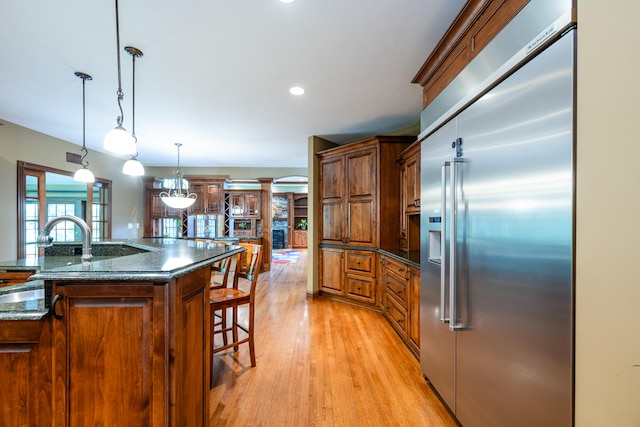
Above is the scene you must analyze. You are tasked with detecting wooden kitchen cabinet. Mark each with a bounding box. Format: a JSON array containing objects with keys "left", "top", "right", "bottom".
[
  {"left": 319, "top": 247, "right": 344, "bottom": 296},
  {"left": 187, "top": 179, "right": 223, "bottom": 215},
  {"left": 379, "top": 254, "right": 419, "bottom": 358},
  {"left": 345, "top": 250, "right": 376, "bottom": 304},
  {"left": 408, "top": 267, "right": 420, "bottom": 356},
  {"left": 318, "top": 136, "right": 413, "bottom": 249},
  {"left": 398, "top": 141, "right": 421, "bottom": 252},
  {"left": 412, "top": 0, "right": 529, "bottom": 109},
  {"left": 229, "top": 191, "right": 261, "bottom": 218},
  {"left": 319, "top": 247, "right": 377, "bottom": 306},
  {"left": 400, "top": 142, "right": 421, "bottom": 215},
  {"left": 292, "top": 230, "right": 308, "bottom": 248},
  {"left": 0, "top": 319, "right": 52, "bottom": 427},
  {"left": 318, "top": 136, "right": 412, "bottom": 306},
  {"left": 0, "top": 270, "right": 36, "bottom": 287},
  {"left": 48, "top": 265, "right": 211, "bottom": 426}
]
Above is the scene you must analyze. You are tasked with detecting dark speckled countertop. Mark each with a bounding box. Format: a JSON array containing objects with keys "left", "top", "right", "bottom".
[{"left": 0, "top": 238, "right": 244, "bottom": 321}]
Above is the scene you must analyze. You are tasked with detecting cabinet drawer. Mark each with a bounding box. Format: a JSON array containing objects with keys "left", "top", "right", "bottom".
[
  {"left": 345, "top": 250, "right": 375, "bottom": 277},
  {"left": 381, "top": 257, "right": 408, "bottom": 278},
  {"left": 0, "top": 270, "right": 36, "bottom": 286},
  {"left": 385, "top": 272, "right": 408, "bottom": 307},
  {"left": 346, "top": 275, "right": 375, "bottom": 304},
  {"left": 384, "top": 293, "right": 407, "bottom": 336}
]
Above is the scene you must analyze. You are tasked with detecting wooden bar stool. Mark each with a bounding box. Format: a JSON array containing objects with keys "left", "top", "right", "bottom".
[{"left": 210, "top": 243, "right": 263, "bottom": 369}]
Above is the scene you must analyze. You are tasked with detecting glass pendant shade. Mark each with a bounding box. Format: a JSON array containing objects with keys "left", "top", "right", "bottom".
[
  {"left": 104, "top": 125, "right": 136, "bottom": 154},
  {"left": 160, "top": 193, "right": 197, "bottom": 209},
  {"left": 74, "top": 167, "right": 95, "bottom": 183},
  {"left": 123, "top": 157, "right": 145, "bottom": 176}
]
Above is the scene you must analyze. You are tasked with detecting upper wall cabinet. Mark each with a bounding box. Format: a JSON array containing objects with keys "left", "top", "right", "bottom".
[
  {"left": 228, "top": 191, "right": 261, "bottom": 218},
  {"left": 318, "top": 136, "right": 414, "bottom": 249},
  {"left": 186, "top": 178, "right": 224, "bottom": 215},
  {"left": 412, "top": 0, "right": 530, "bottom": 109}
]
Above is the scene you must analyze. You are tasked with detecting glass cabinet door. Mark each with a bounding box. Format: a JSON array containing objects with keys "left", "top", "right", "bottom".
[{"left": 244, "top": 194, "right": 260, "bottom": 217}]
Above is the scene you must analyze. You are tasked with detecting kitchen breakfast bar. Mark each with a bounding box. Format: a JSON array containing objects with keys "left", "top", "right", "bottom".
[{"left": 0, "top": 238, "right": 244, "bottom": 427}]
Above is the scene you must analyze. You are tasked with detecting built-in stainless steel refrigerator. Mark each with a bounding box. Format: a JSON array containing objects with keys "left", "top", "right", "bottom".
[{"left": 419, "top": 23, "right": 575, "bottom": 427}]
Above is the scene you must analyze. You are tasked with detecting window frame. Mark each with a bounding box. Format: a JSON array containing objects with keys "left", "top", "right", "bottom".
[{"left": 17, "top": 161, "right": 112, "bottom": 259}]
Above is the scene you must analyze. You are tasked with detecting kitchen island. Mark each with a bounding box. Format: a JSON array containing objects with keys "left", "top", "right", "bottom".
[{"left": 0, "top": 238, "right": 244, "bottom": 427}]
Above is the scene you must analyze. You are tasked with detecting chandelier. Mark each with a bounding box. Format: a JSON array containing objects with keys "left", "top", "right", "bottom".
[{"left": 160, "top": 143, "right": 197, "bottom": 209}]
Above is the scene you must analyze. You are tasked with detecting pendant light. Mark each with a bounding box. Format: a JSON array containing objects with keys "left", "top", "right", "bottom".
[
  {"left": 73, "top": 72, "right": 95, "bottom": 183},
  {"left": 160, "top": 143, "right": 197, "bottom": 209},
  {"left": 103, "top": 0, "right": 136, "bottom": 155},
  {"left": 122, "top": 46, "right": 145, "bottom": 176}
]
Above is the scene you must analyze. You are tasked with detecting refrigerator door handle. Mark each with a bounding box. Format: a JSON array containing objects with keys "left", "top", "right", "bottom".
[
  {"left": 440, "top": 161, "right": 450, "bottom": 323},
  {"left": 449, "top": 157, "right": 464, "bottom": 331}
]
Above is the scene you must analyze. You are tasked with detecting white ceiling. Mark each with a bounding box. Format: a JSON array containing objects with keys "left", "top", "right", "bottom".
[{"left": 0, "top": 0, "right": 465, "bottom": 168}]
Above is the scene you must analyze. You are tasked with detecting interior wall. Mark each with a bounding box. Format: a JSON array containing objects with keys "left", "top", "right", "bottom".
[
  {"left": 575, "top": 0, "right": 640, "bottom": 424},
  {"left": 0, "top": 120, "right": 310, "bottom": 262},
  {"left": 0, "top": 120, "right": 145, "bottom": 261}
]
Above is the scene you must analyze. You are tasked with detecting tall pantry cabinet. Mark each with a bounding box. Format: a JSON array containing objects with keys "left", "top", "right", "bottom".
[{"left": 317, "top": 136, "right": 413, "bottom": 305}]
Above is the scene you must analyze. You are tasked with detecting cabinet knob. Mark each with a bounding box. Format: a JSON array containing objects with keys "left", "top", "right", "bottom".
[
  {"left": 397, "top": 319, "right": 404, "bottom": 323},
  {"left": 397, "top": 290, "right": 403, "bottom": 294},
  {"left": 0, "top": 279, "right": 8, "bottom": 284}
]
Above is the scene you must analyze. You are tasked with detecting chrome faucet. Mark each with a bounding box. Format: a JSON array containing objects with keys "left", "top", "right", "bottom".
[{"left": 38, "top": 215, "right": 93, "bottom": 265}]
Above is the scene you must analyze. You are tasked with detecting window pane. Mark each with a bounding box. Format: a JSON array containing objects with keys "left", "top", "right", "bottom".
[{"left": 26, "top": 175, "right": 38, "bottom": 198}]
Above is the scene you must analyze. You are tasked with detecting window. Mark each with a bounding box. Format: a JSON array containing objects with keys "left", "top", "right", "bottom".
[
  {"left": 189, "top": 214, "right": 217, "bottom": 238},
  {"left": 159, "top": 218, "right": 181, "bottom": 238},
  {"left": 17, "top": 162, "right": 112, "bottom": 258}
]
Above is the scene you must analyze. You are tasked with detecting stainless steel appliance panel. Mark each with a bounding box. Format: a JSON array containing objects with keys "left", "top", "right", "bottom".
[
  {"left": 420, "top": 30, "right": 574, "bottom": 427},
  {"left": 420, "top": 119, "right": 458, "bottom": 409},
  {"left": 454, "top": 31, "right": 574, "bottom": 427}
]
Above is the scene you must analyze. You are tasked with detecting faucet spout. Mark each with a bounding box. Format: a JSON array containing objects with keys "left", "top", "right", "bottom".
[{"left": 38, "top": 215, "right": 93, "bottom": 265}]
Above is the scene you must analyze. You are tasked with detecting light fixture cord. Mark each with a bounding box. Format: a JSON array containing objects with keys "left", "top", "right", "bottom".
[
  {"left": 131, "top": 50, "right": 139, "bottom": 157},
  {"left": 115, "top": 0, "right": 125, "bottom": 126},
  {"left": 175, "top": 143, "right": 184, "bottom": 194},
  {"left": 81, "top": 77, "right": 89, "bottom": 168}
]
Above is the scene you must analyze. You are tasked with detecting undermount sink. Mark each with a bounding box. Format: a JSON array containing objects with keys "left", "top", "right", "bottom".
[
  {"left": 0, "top": 288, "right": 44, "bottom": 304},
  {"left": 44, "top": 242, "right": 151, "bottom": 258}
]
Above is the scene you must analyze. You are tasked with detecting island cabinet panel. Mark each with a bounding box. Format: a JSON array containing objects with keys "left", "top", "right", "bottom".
[
  {"left": 171, "top": 266, "right": 211, "bottom": 427},
  {"left": 49, "top": 265, "right": 211, "bottom": 426},
  {"left": 51, "top": 282, "right": 163, "bottom": 427},
  {"left": 0, "top": 319, "right": 52, "bottom": 427}
]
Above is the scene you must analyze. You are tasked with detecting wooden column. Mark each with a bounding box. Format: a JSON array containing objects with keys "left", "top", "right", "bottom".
[{"left": 258, "top": 178, "right": 273, "bottom": 272}]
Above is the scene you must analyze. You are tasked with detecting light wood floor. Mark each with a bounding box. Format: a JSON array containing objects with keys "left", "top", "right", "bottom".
[{"left": 210, "top": 250, "right": 457, "bottom": 426}]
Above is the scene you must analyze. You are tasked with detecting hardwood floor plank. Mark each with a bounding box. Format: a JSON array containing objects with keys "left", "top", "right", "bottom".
[{"left": 210, "top": 250, "right": 457, "bottom": 426}]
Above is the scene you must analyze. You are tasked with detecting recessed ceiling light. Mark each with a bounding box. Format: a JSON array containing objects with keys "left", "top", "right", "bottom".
[
  {"left": 290, "top": 86, "right": 305, "bottom": 96},
  {"left": 280, "top": 0, "right": 296, "bottom": 3}
]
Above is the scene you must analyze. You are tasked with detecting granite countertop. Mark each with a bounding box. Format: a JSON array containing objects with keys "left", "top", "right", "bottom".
[
  {"left": 0, "top": 238, "right": 244, "bottom": 321},
  {"left": 19, "top": 238, "right": 244, "bottom": 282},
  {"left": 0, "top": 280, "right": 47, "bottom": 320}
]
